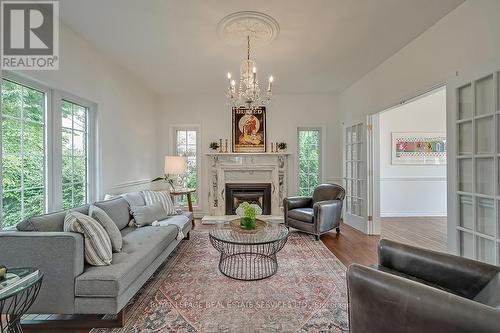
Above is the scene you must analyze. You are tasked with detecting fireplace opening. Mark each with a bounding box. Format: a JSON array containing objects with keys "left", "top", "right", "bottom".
[{"left": 225, "top": 183, "right": 272, "bottom": 215}]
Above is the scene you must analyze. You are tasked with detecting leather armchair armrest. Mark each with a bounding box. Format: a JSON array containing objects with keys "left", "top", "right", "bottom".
[
  {"left": 283, "top": 196, "right": 313, "bottom": 211},
  {"left": 347, "top": 264, "right": 500, "bottom": 333},
  {"left": 378, "top": 239, "right": 499, "bottom": 298},
  {"left": 313, "top": 200, "right": 342, "bottom": 233}
]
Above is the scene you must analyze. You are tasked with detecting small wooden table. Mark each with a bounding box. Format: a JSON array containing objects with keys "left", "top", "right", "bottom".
[{"left": 170, "top": 188, "right": 196, "bottom": 228}]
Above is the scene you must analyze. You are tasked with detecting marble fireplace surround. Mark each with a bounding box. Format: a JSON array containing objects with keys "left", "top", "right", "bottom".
[{"left": 206, "top": 153, "right": 290, "bottom": 216}]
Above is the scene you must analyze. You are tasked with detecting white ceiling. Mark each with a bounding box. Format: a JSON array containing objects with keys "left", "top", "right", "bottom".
[{"left": 59, "top": 0, "right": 464, "bottom": 95}]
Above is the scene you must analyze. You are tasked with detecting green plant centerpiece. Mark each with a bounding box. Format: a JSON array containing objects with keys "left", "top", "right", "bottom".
[{"left": 236, "top": 202, "right": 262, "bottom": 230}]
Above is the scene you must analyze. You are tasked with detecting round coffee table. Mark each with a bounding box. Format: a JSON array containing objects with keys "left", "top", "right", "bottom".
[
  {"left": 0, "top": 267, "right": 43, "bottom": 333},
  {"left": 209, "top": 220, "right": 289, "bottom": 281}
]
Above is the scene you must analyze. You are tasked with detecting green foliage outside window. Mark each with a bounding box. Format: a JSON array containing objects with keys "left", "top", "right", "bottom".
[
  {"left": 2, "top": 79, "right": 45, "bottom": 228},
  {"left": 61, "top": 100, "right": 88, "bottom": 209},
  {"left": 298, "top": 130, "right": 320, "bottom": 196},
  {"left": 176, "top": 130, "right": 198, "bottom": 205}
]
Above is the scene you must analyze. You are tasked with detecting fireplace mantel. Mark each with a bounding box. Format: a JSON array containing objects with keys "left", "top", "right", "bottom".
[{"left": 206, "top": 152, "right": 289, "bottom": 215}]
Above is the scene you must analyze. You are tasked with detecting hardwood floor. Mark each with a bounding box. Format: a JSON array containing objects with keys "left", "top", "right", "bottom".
[
  {"left": 381, "top": 217, "right": 447, "bottom": 253},
  {"left": 320, "top": 223, "right": 379, "bottom": 266}
]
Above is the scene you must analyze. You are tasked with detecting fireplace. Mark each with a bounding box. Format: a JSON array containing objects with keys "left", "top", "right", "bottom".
[{"left": 225, "top": 183, "right": 272, "bottom": 215}]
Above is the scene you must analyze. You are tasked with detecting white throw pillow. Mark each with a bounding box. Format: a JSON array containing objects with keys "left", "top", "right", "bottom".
[
  {"left": 141, "top": 190, "right": 175, "bottom": 216},
  {"left": 64, "top": 211, "right": 112, "bottom": 266}
]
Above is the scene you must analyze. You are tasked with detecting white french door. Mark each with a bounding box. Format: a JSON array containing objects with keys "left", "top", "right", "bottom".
[
  {"left": 343, "top": 120, "right": 369, "bottom": 232},
  {"left": 449, "top": 66, "right": 500, "bottom": 264}
]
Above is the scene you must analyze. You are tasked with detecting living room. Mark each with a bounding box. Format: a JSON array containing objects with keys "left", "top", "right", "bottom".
[{"left": 0, "top": 0, "right": 499, "bottom": 332}]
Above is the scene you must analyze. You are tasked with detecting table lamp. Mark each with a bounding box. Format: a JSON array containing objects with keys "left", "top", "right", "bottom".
[{"left": 163, "top": 156, "right": 187, "bottom": 190}]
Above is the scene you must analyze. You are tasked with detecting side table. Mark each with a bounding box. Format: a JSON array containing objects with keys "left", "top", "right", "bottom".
[
  {"left": 170, "top": 188, "right": 196, "bottom": 228},
  {"left": 0, "top": 268, "right": 43, "bottom": 333}
]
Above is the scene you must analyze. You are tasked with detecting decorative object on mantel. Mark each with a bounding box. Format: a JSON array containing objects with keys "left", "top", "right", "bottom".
[
  {"left": 219, "top": 139, "right": 223, "bottom": 153},
  {"left": 224, "top": 139, "right": 228, "bottom": 153},
  {"left": 270, "top": 142, "right": 274, "bottom": 153},
  {"left": 209, "top": 141, "right": 220, "bottom": 151},
  {"left": 277, "top": 142, "right": 287, "bottom": 152},
  {"left": 232, "top": 106, "right": 266, "bottom": 152},
  {"left": 152, "top": 156, "right": 187, "bottom": 190}
]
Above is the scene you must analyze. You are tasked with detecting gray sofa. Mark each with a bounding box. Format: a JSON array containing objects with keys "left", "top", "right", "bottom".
[{"left": 0, "top": 193, "right": 192, "bottom": 315}]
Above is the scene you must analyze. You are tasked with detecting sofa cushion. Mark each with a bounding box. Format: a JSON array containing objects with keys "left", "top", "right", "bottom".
[
  {"left": 142, "top": 190, "right": 175, "bottom": 215},
  {"left": 473, "top": 273, "right": 500, "bottom": 309},
  {"left": 288, "top": 208, "right": 314, "bottom": 223},
  {"left": 75, "top": 225, "right": 178, "bottom": 297},
  {"left": 121, "top": 192, "right": 145, "bottom": 207},
  {"left": 130, "top": 203, "right": 169, "bottom": 227},
  {"left": 17, "top": 205, "right": 90, "bottom": 232},
  {"left": 89, "top": 205, "right": 123, "bottom": 252},
  {"left": 64, "top": 211, "right": 112, "bottom": 266},
  {"left": 93, "top": 197, "right": 131, "bottom": 230}
]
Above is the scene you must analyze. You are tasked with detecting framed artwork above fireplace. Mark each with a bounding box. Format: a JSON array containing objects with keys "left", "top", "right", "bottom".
[{"left": 232, "top": 106, "right": 266, "bottom": 153}]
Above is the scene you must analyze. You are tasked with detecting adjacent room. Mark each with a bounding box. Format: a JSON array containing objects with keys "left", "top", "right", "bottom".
[
  {"left": 378, "top": 87, "right": 448, "bottom": 252},
  {"left": 0, "top": 1, "right": 499, "bottom": 332}
]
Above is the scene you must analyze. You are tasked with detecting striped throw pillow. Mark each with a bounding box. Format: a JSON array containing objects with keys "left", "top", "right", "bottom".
[
  {"left": 141, "top": 190, "right": 175, "bottom": 216},
  {"left": 64, "top": 211, "right": 112, "bottom": 266}
]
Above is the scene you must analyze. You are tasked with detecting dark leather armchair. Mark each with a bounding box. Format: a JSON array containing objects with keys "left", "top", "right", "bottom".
[
  {"left": 283, "top": 184, "right": 345, "bottom": 240},
  {"left": 347, "top": 239, "right": 500, "bottom": 333}
]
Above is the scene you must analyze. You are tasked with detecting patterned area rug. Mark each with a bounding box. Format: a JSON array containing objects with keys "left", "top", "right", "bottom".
[{"left": 92, "top": 230, "right": 348, "bottom": 333}]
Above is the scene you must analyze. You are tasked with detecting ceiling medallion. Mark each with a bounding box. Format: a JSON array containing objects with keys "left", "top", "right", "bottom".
[
  {"left": 217, "top": 11, "right": 280, "bottom": 48},
  {"left": 219, "top": 11, "right": 279, "bottom": 110}
]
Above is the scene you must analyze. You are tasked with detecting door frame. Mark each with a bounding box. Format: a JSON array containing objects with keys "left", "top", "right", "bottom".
[{"left": 366, "top": 84, "right": 447, "bottom": 236}]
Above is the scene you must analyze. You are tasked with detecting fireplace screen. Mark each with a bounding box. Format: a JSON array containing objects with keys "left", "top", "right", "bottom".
[{"left": 225, "top": 183, "right": 271, "bottom": 215}]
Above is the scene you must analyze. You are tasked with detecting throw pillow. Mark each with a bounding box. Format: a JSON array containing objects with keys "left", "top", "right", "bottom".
[
  {"left": 130, "top": 202, "right": 169, "bottom": 227},
  {"left": 89, "top": 205, "right": 123, "bottom": 252},
  {"left": 64, "top": 211, "right": 112, "bottom": 266},
  {"left": 141, "top": 190, "right": 175, "bottom": 215}
]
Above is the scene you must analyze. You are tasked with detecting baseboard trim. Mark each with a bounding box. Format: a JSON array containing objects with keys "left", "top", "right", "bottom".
[{"left": 381, "top": 211, "right": 447, "bottom": 217}]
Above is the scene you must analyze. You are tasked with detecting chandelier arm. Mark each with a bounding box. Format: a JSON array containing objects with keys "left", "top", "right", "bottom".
[{"left": 247, "top": 35, "right": 250, "bottom": 61}]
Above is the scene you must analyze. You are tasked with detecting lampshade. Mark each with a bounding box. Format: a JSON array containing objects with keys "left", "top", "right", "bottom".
[{"left": 164, "top": 156, "right": 187, "bottom": 175}]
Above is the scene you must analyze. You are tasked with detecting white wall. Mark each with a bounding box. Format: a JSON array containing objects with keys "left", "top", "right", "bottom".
[
  {"left": 338, "top": 0, "right": 500, "bottom": 232},
  {"left": 379, "top": 88, "right": 447, "bottom": 217},
  {"left": 156, "top": 93, "right": 342, "bottom": 215},
  {"left": 12, "top": 24, "right": 160, "bottom": 197}
]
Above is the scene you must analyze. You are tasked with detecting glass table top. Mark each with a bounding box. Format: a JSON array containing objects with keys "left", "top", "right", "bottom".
[
  {"left": 209, "top": 220, "right": 289, "bottom": 245},
  {"left": 0, "top": 267, "right": 42, "bottom": 301}
]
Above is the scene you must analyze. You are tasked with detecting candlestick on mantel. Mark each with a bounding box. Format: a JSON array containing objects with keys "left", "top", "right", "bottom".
[
  {"left": 219, "top": 139, "right": 223, "bottom": 153},
  {"left": 225, "top": 139, "right": 228, "bottom": 153}
]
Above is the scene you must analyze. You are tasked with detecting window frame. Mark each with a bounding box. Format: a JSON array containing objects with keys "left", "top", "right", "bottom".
[
  {"left": 170, "top": 124, "right": 201, "bottom": 209},
  {"left": 1, "top": 73, "right": 51, "bottom": 228},
  {"left": 52, "top": 90, "right": 97, "bottom": 211},
  {"left": 1, "top": 71, "right": 98, "bottom": 228},
  {"left": 297, "top": 127, "right": 323, "bottom": 196}
]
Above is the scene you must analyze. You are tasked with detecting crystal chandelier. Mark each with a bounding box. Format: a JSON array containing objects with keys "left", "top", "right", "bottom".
[{"left": 226, "top": 36, "right": 274, "bottom": 109}]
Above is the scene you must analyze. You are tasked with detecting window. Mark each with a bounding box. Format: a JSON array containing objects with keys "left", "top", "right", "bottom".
[
  {"left": 61, "top": 100, "right": 89, "bottom": 209},
  {"left": 297, "top": 128, "right": 321, "bottom": 196},
  {"left": 174, "top": 128, "right": 198, "bottom": 206},
  {"left": 1, "top": 79, "right": 46, "bottom": 228},
  {"left": 1, "top": 74, "right": 96, "bottom": 229}
]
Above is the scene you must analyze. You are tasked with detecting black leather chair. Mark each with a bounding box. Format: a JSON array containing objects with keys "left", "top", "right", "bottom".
[
  {"left": 347, "top": 239, "right": 500, "bottom": 333},
  {"left": 283, "top": 184, "right": 345, "bottom": 240}
]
